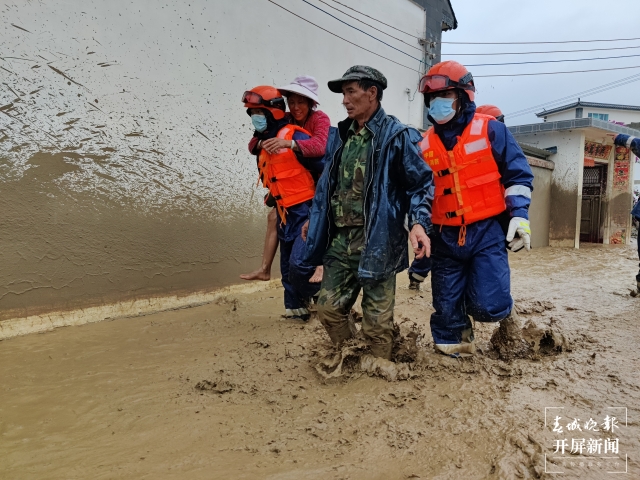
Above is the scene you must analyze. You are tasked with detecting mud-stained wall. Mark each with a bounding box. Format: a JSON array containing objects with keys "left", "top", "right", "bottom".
[
  {"left": 528, "top": 163, "right": 552, "bottom": 248},
  {"left": 515, "top": 132, "right": 585, "bottom": 248},
  {"left": 0, "top": 0, "right": 426, "bottom": 321}
]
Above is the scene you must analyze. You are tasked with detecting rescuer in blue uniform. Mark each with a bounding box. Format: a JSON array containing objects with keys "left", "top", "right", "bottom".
[{"left": 418, "top": 61, "right": 534, "bottom": 358}]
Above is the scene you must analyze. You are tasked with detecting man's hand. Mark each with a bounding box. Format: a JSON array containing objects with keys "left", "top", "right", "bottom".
[
  {"left": 409, "top": 224, "right": 431, "bottom": 259},
  {"left": 262, "top": 138, "right": 291, "bottom": 154},
  {"left": 301, "top": 220, "right": 309, "bottom": 242},
  {"left": 506, "top": 217, "right": 531, "bottom": 252}
]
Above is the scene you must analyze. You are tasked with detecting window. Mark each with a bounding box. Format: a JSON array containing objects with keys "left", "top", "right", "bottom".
[
  {"left": 576, "top": 107, "right": 583, "bottom": 118},
  {"left": 588, "top": 113, "right": 609, "bottom": 121}
]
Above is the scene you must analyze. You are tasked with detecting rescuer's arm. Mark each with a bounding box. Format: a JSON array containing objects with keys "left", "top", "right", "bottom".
[
  {"left": 488, "top": 120, "right": 534, "bottom": 220},
  {"left": 488, "top": 120, "right": 535, "bottom": 251},
  {"left": 614, "top": 134, "right": 640, "bottom": 159}
]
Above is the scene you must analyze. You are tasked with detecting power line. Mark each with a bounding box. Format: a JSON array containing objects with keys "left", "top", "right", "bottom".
[
  {"left": 267, "top": 1, "right": 640, "bottom": 81},
  {"left": 444, "top": 37, "right": 640, "bottom": 45},
  {"left": 265, "top": 0, "right": 420, "bottom": 73},
  {"left": 301, "top": 0, "right": 424, "bottom": 64},
  {"left": 506, "top": 72, "right": 640, "bottom": 118},
  {"left": 475, "top": 65, "right": 640, "bottom": 78},
  {"left": 328, "top": 0, "right": 420, "bottom": 39},
  {"left": 467, "top": 53, "right": 640, "bottom": 68},
  {"left": 316, "top": 0, "right": 422, "bottom": 51},
  {"left": 443, "top": 45, "right": 640, "bottom": 56},
  {"left": 327, "top": 0, "right": 640, "bottom": 48}
]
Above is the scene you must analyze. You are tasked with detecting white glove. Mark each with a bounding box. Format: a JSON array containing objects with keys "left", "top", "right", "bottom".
[{"left": 506, "top": 217, "right": 531, "bottom": 252}]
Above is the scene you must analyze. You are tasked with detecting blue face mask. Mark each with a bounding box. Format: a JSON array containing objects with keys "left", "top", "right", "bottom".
[
  {"left": 251, "top": 114, "right": 267, "bottom": 132},
  {"left": 429, "top": 97, "right": 456, "bottom": 124}
]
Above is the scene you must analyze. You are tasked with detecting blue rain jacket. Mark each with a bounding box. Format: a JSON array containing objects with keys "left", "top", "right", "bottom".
[
  {"left": 632, "top": 200, "right": 640, "bottom": 221},
  {"left": 303, "top": 106, "right": 434, "bottom": 284}
]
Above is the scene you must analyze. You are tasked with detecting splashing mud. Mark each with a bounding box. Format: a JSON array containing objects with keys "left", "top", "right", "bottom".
[{"left": 1, "top": 245, "right": 639, "bottom": 479}]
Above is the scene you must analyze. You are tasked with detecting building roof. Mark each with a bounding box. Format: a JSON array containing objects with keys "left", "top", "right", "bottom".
[
  {"left": 509, "top": 117, "right": 640, "bottom": 137},
  {"left": 443, "top": 0, "right": 458, "bottom": 30},
  {"left": 536, "top": 100, "right": 640, "bottom": 118}
]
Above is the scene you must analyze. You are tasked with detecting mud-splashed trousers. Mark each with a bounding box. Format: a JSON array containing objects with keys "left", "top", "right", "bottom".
[
  {"left": 430, "top": 218, "right": 513, "bottom": 348},
  {"left": 317, "top": 227, "right": 396, "bottom": 345}
]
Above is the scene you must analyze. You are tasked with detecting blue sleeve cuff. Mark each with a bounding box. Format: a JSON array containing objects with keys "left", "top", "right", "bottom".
[{"left": 510, "top": 207, "right": 529, "bottom": 219}]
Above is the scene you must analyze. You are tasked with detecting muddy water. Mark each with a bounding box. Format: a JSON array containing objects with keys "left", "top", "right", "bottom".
[{"left": 1, "top": 246, "right": 639, "bottom": 479}]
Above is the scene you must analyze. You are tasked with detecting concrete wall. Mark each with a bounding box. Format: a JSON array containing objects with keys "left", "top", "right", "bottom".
[
  {"left": 528, "top": 161, "right": 553, "bottom": 248},
  {"left": 0, "top": 0, "right": 426, "bottom": 322},
  {"left": 516, "top": 132, "right": 585, "bottom": 248}
]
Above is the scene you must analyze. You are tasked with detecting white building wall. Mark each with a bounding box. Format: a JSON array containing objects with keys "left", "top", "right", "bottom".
[
  {"left": 516, "top": 131, "right": 586, "bottom": 248},
  {"left": 1, "top": 0, "right": 427, "bottom": 217}
]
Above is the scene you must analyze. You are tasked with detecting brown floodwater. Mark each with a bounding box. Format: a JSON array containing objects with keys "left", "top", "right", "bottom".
[{"left": 1, "top": 245, "right": 638, "bottom": 479}]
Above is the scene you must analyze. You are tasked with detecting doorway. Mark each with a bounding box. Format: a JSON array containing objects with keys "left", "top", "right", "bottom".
[{"left": 580, "top": 165, "right": 607, "bottom": 243}]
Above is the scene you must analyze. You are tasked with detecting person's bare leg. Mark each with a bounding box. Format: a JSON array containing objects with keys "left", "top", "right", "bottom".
[
  {"left": 240, "top": 208, "right": 278, "bottom": 281},
  {"left": 309, "top": 265, "right": 324, "bottom": 283}
]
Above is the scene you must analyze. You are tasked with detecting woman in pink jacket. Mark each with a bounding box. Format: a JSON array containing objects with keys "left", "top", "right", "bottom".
[{"left": 241, "top": 76, "right": 331, "bottom": 283}]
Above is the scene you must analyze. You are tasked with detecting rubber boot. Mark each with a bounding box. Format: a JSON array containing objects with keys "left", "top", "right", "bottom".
[
  {"left": 324, "top": 321, "right": 355, "bottom": 346},
  {"left": 408, "top": 278, "right": 421, "bottom": 291},
  {"left": 369, "top": 341, "right": 393, "bottom": 361},
  {"left": 435, "top": 327, "right": 475, "bottom": 356}
]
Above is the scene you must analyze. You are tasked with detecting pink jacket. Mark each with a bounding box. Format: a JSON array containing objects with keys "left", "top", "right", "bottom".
[{"left": 248, "top": 110, "right": 331, "bottom": 158}]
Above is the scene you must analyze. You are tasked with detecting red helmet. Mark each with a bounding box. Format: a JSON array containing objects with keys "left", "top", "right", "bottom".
[
  {"left": 419, "top": 61, "right": 475, "bottom": 102},
  {"left": 242, "top": 85, "right": 286, "bottom": 120},
  {"left": 476, "top": 104, "right": 504, "bottom": 123}
]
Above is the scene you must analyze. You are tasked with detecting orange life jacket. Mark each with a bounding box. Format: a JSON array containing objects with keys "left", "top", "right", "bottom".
[
  {"left": 420, "top": 113, "right": 506, "bottom": 244},
  {"left": 258, "top": 124, "right": 316, "bottom": 224}
]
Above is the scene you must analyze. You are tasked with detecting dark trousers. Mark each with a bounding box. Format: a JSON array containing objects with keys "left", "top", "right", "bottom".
[
  {"left": 430, "top": 220, "right": 513, "bottom": 347},
  {"left": 289, "top": 236, "right": 321, "bottom": 300},
  {"left": 408, "top": 255, "right": 432, "bottom": 282},
  {"left": 276, "top": 201, "right": 314, "bottom": 313}
]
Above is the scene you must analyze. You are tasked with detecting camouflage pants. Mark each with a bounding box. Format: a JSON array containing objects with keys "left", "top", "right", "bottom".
[{"left": 317, "top": 227, "right": 396, "bottom": 345}]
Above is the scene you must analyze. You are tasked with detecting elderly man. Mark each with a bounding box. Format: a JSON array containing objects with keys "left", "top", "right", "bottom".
[{"left": 302, "top": 66, "right": 433, "bottom": 360}]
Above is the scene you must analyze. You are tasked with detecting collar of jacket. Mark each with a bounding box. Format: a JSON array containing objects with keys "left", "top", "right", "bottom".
[{"left": 337, "top": 104, "right": 385, "bottom": 141}]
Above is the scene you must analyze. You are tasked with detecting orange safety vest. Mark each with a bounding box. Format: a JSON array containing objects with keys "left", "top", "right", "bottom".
[
  {"left": 420, "top": 113, "right": 506, "bottom": 244},
  {"left": 258, "top": 124, "right": 316, "bottom": 224}
]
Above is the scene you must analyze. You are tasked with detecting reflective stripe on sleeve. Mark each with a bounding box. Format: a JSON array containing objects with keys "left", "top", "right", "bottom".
[{"left": 504, "top": 185, "right": 532, "bottom": 199}]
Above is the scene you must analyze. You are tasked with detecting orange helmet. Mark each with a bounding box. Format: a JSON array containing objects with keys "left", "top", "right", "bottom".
[
  {"left": 419, "top": 61, "right": 475, "bottom": 102},
  {"left": 242, "top": 85, "right": 286, "bottom": 120},
  {"left": 476, "top": 104, "right": 504, "bottom": 123}
]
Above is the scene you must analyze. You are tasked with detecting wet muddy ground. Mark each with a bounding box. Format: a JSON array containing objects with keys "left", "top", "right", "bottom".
[{"left": 1, "top": 245, "right": 639, "bottom": 479}]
